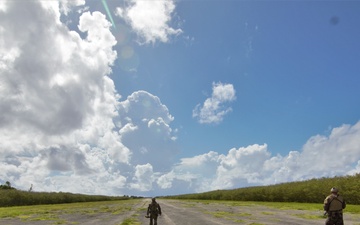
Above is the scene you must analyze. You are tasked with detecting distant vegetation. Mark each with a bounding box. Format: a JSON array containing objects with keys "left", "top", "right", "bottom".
[
  {"left": 2, "top": 174, "right": 359, "bottom": 207},
  {"left": 165, "top": 174, "right": 360, "bottom": 205},
  {"left": 0, "top": 181, "right": 142, "bottom": 207},
  {"left": 0, "top": 181, "right": 15, "bottom": 190}
]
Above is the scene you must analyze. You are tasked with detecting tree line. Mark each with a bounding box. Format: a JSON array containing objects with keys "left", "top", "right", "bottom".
[
  {"left": 164, "top": 174, "right": 360, "bottom": 204},
  {"left": 0, "top": 181, "right": 142, "bottom": 207},
  {"left": 0, "top": 181, "right": 15, "bottom": 190},
  {"left": 2, "top": 173, "right": 359, "bottom": 207}
]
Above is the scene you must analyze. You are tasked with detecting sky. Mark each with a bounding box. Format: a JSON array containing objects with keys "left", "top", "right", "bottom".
[{"left": 0, "top": 0, "right": 360, "bottom": 197}]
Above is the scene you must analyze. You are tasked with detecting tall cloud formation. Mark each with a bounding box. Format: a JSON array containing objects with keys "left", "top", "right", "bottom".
[
  {"left": 0, "top": 0, "right": 178, "bottom": 195},
  {"left": 1, "top": 0, "right": 360, "bottom": 196}
]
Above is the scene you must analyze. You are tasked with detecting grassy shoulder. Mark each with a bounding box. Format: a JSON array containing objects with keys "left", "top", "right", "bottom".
[
  {"left": 168, "top": 199, "right": 360, "bottom": 214},
  {"left": 0, "top": 199, "right": 144, "bottom": 224},
  {"left": 161, "top": 199, "right": 337, "bottom": 224}
]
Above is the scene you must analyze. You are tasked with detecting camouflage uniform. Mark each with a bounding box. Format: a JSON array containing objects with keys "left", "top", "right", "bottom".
[
  {"left": 324, "top": 188, "right": 346, "bottom": 225},
  {"left": 147, "top": 198, "right": 162, "bottom": 225}
]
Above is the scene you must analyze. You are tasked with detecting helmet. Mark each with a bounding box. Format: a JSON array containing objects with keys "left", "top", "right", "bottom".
[
  {"left": 331, "top": 187, "right": 339, "bottom": 193},
  {"left": 152, "top": 198, "right": 156, "bottom": 201}
]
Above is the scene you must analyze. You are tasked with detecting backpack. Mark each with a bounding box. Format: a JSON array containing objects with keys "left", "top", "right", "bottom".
[
  {"left": 149, "top": 203, "right": 159, "bottom": 214},
  {"left": 325, "top": 195, "right": 345, "bottom": 211}
]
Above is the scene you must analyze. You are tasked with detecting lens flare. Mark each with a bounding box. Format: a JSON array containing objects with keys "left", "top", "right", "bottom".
[{"left": 101, "top": 0, "right": 116, "bottom": 29}]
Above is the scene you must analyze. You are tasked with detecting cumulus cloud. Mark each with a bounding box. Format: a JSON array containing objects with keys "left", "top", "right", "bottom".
[
  {"left": 193, "top": 82, "right": 236, "bottom": 124},
  {"left": 157, "top": 151, "right": 220, "bottom": 192},
  {"left": 117, "top": 91, "right": 178, "bottom": 171},
  {"left": 0, "top": 1, "right": 7, "bottom": 12},
  {"left": 115, "top": 0, "right": 182, "bottom": 44},
  {"left": 0, "top": 0, "right": 178, "bottom": 195},
  {"left": 0, "top": 0, "right": 119, "bottom": 192},
  {"left": 45, "top": 146, "right": 92, "bottom": 175},
  {"left": 130, "top": 163, "right": 154, "bottom": 191},
  {"left": 159, "top": 121, "right": 360, "bottom": 193}
]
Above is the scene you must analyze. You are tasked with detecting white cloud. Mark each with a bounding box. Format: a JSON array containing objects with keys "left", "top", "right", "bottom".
[
  {"left": 159, "top": 121, "right": 360, "bottom": 194},
  {"left": 0, "top": 1, "right": 7, "bottom": 12},
  {"left": 115, "top": 0, "right": 182, "bottom": 44},
  {"left": 159, "top": 151, "right": 221, "bottom": 192},
  {"left": 59, "top": 0, "right": 85, "bottom": 15},
  {"left": 130, "top": 163, "right": 154, "bottom": 191},
  {"left": 0, "top": 0, "right": 179, "bottom": 194},
  {"left": 193, "top": 82, "right": 236, "bottom": 124},
  {"left": 0, "top": 0, "right": 180, "bottom": 191},
  {"left": 39, "top": 0, "right": 85, "bottom": 17},
  {"left": 117, "top": 91, "right": 178, "bottom": 171},
  {"left": 0, "top": 0, "right": 143, "bottom": 195}
]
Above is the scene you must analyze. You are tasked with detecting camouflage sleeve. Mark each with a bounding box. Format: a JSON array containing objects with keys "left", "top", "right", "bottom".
[
  {"left": 147, "top": 204, "right": 150, "bottom": 215},
  {"left": 323, "top": 197, "right": 330, "bottom": 211},
  {"left": 343, "top": 200, "right": 346, "bottom": 209},
  {"left": 158, "top": 204, "right": 162, "bottom": 214}
]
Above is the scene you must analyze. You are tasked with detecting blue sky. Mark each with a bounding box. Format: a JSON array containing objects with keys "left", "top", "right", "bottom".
[
  {"left": 0, "top": 0, "right": 360, "bottom": 196},
  {"left": 114, "top": 0, "right": 360, "bottom": 156}
]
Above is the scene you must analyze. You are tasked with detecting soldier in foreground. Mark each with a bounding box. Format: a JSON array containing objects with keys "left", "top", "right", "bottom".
[
  {"left": 324, "top": 187, "right": 346, "bottom": 225},
  {"left": 147, "top": 198, "right": 162, "bottom": 225}
]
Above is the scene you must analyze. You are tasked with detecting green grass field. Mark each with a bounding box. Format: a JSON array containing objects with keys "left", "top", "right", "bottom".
[
  {"left": 180, "top": 199, "right": 360, "bottom": 214},
  {"left": 0, "top": 199, "right": 142, "bottom": 224}
]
